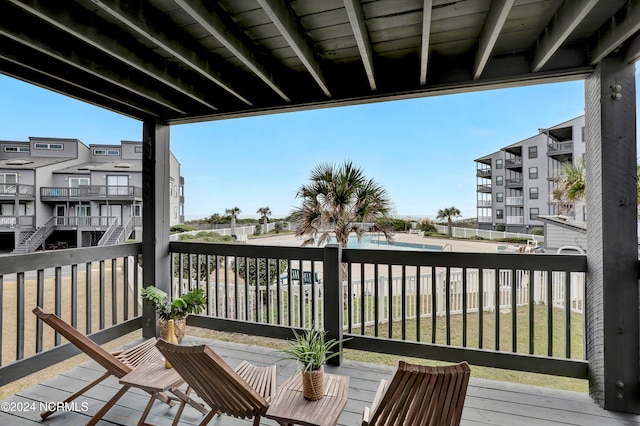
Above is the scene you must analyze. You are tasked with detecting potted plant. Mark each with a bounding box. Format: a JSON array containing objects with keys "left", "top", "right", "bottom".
[
  {"left": 279, "top": 328, "right": 344, "bottom": 400},
  {"left": 140, "top": 285, "right": 206, "bottom": 343}
]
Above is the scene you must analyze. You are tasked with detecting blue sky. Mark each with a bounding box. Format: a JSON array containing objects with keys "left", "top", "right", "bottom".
[{"left": 1, "top": 69, "right": 638, "bottom": 221}]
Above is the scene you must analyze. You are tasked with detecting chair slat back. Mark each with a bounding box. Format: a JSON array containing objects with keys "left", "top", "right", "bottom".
[
  {"left": 156, "top": 340, "right": 269, "bottom": 419},
  {"left": 368, "top": 361, "right": 470, "bottom": 426},
  {"left": 32, "top": 307, "right": 130, "bottom": 377}
]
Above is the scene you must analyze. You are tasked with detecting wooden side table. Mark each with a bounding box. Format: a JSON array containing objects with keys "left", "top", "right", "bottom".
[
  {"left": 266, "top": 372, "right": 349, "bottom": 426},
  {"left": 119, "top": 359, "right": 207, "bottom": 426}
]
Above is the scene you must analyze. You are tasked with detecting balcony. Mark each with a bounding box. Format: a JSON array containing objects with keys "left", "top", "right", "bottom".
[
  {"left": 506, "top": 215, "right": 525, "bottom": 224},
  {"left": 51, "top": 215, "right": 115, "bottom": 229},
  {"left": 477, "top": 215, "right": 493, "bottom": 223},
  {"left": 477, "top": 200, "right": 492, "bottom": 207},
  {"left": 547, "top": 141, "right": 574, "bottom": 162},
  {"left": 40, "top": 185, "right": 143, "bottom": 202},
  {"left": 477, "top": 168, "right": 492, "bottom": 177},
  {"left": 0, "top": 183, "right": 35, "bottom": 200},
  {"left": 0, "top": 215, "right": 34, "bottom": 228},
  {"left": 505, "top": 178, "right": 523, "bottom": 188},
  {"left": 505, "top": 196, "right": 524, "bottom": 206},
  {"left": 505, "top": 158, "right": 523, "bottom": 169},
  {"left": 477, "top": 184, "right": 492, "bottom": 193}
]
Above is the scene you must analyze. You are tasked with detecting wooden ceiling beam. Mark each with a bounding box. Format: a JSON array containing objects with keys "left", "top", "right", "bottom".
[
  {"left": 473, "top": 0, "right": 514, "bottom": 80},
  {"left": 8, "top": 0, "right": 218, "bottom": 111},
  {"left": 590, "top": 0, "right": 640, "bottom": 65},
  {"left": 91, "top": 0, "right": 255, "bottom": 106},
  {"left": 173, "top": 0, "right": 289, "bottom": 103},
  {"left": 624, "top": 32, "right": 640, "bottom": 64},
  {"left": 0, "top": 5, "right": 186, "bottom": 115},
  {"left": 256, "top": 0, "right": 331, "bottom": 97},
  {"left": 343, "top": 0, "right": 376, "bottom": 91},
  {"left": 420, "top": 0, "right": 433, "bottom": 86},
  {"left": 532, "top": 0, "right": 598, "bottom": 72}
]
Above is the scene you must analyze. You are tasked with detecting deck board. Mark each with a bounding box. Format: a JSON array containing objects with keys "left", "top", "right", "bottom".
[{"left": 2, "top": 336, "right": 640, "bottom": 425}]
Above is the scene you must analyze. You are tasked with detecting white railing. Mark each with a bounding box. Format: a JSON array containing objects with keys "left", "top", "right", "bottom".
[
  {"left": 477, "top": 200, "right": 492, "bottom": 207},
  {"left": 506, "top": 216, "right": 524, "bottom": 224},
  {"left": 505, "top": 196, "right": 524, "bottom": 206},
  {"left": 434, "top": 225, "right": 544, "bottom": 243}
]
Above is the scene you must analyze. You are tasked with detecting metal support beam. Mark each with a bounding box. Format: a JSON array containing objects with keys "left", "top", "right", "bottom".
[
  {"left": 585, "top": 56, "right": 639, "bottom": 413},
  {"left": 419, "top": 0, "right": 433, "bottom": 86},
  {"left": 343, "top": 0, "right": 376, "bottom": 91},
  {"left": 590, "top": 0, "right": 640, "bottom": 65},
  {"left": 257, "top": 0, "right": 331, "bottom": 97},
  {"left": 142, "top": 120, "right": 171, "bottom": 339},
  {"left": 532, "top": 0, "right": 597, "bottom": 72},
  {"left": 624, "top": 33, "right": 640, "bottom": 64},
  {"left": 92, "top": 0, "right": 254, "bottom": 106},
  {"left": 474, "top": 0, "right": 514, "bottom": 79}
]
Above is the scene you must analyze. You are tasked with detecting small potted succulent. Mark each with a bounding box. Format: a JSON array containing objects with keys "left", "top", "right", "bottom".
[
  {"left": 140, "top": 285, "right": 206, "bottom": 342},
  {"left": 279, "top": 328, "right": 344, "bottom": 400}
]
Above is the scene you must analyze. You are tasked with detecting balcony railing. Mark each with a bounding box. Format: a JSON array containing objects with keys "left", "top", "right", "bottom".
[
  {"left": 40, "top": 185, "right": 142, "bottom": 200},
  {"left": 53, "top": 215, "right": 115, "bottom": 228},
  {"left": 505, "top": 178, "right": 523, "bottom": 188},
  {"left": 170, "top": 241, "right": 587, "bottom": 378},
  {"left": 548, "top": 141, "right": 573, "bottom": 156},
  {"left": 477, "top": 184, "right": 492, "bottom": 192},
  {"left": 0, "top": 240, "right": 589, "bottom": 391},
  {"left": 0, "top": 244, "right": 142, "bottom": 386},
  {"left": 0, "top": 183, "right": 35, "bottom": 198},
  {"left": 477, "top": 200, "right": 492, "bottom": 207},
  {"left": 476, "top": 169, "right": 492, "bottom": 177},
  {"left": 477, "top": 216, "right": 493, "bottom": 223},
  {"left": 506, "top": 215, "right": 525, "bottom": 224},
  {"left": 505, "top": 196, "right": 524, "bottom": 206},
  {"left": 0, "top": 215, "right": 34, "bottom": 228},
  {"left": 505, "top": 158, "right": 523, "bottom": 168}
]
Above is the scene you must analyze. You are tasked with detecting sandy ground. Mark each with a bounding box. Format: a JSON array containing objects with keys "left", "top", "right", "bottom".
[{"left": 248, "top": 231, "right": 512, "bottom": 253}]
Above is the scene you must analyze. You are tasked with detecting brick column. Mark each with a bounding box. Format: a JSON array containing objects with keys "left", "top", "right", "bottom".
[{"left": 585, "top": 57, "right": 638, "bottom": 412}]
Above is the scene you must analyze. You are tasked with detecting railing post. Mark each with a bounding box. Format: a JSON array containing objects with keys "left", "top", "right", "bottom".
[{"left": 323, "top": 243, "right": 343, "bottom": 366}]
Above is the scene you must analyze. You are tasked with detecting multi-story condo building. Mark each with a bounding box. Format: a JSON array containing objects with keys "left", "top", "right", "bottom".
[
  {"left": 0, "top": 137, "right": 184, "bottom": 253},
  {"left": 475, "top": 116, "right": 585, "bottom": 233}
]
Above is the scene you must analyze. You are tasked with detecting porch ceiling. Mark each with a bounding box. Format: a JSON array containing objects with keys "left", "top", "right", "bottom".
[{"left": 0, "top": 0, "right": 639, "bottom": 124}]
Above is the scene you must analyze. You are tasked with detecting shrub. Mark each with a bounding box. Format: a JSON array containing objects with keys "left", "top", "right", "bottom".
[
  {"left": 254, "top": 224, "right": 262, "bottom": 235},
  {"left": 495, "top": 224, "right": 505, "bottom": 232},
  {"left": 171, "top": 224, "right": 196, "bottom": 234},
  {"left": 418, "top": 219, "right": 436, "bottom": 233},
  {"left": 274, "top": 221, "right": 284, "bottom": 233},
  {"left": 178, "top": 231, "right": 236, "bottom": 243},
  {"left": 529, "top": 227, "right": 544, "bottom": 236}
]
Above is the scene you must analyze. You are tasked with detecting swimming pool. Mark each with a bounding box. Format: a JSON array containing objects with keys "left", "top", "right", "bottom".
[{"left": 345, "top": 236, "right": 443, "bottom": 251}]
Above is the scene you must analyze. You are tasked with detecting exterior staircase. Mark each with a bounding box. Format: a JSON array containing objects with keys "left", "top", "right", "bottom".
[
  {"left": 104, "top": 226, "right": 124, "bottom": 245},
  {"left": 12, "top": 218, "right": 56, "bottom": 254}
]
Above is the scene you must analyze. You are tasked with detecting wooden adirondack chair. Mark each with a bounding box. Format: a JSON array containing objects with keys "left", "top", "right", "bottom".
[
  {"left": 362, "top": 360, "right": 471, "bottom": 426},
  {"left": 32, "top": 307, "right": 168, "bottom": 425},
  {"left": 156, "top": 339, "right": 277, "bottom": 426}
]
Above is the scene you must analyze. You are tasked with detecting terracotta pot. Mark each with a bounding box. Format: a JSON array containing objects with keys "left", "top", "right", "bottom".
[
  {"left": 302, "top": 366, "right": 325, "bottom": 400},
  {"left": 159, "top": 317, "right": 186, "bottom": 343}
]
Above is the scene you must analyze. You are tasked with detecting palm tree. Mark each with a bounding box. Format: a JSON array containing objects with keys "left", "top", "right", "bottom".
[
  {"left": 552, "top": 159, "right": 586, "bottom": 214},
  {"left": 437, "top": 206, "right": 461, "bottom": 238},
  {"left": 290, "top": 161, "right": 394, "bottom": 250},
  {"left": 257, "top": 206, "right": 272, "bottom": 234},
  {"left": 225, "top": 206, "right": 241, "bottom": 235}
]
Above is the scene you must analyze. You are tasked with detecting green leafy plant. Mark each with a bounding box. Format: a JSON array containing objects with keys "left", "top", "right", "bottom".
[
  {"left": 140, "top": 286, "right": 206, "bottom": 321},
  {"left": 279, "top": 328, "right": 344, "bottom": 372}
]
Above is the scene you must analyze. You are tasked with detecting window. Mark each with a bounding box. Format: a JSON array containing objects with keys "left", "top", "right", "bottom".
[
  {"left": 528, "top": 146, "right": 537, "bottom": 159},
  {"left": 34, "top": 143, "right": 63, "bottom": 150},
  {"left": 529, "top": 187, "right": 539, "bottom": 199},
  {"left": 94, "top": 148, "right": 120, "bottom": 156},
  {"left": 3, "top": 146, "right": 29, "bottom": 153},
  {"left": 76, "top": 206, "right": 91, "bottom": 216},
  {"left": 69, "top": 177, "right": 90, "bottom": 196},
  {"left": 496, "top": 176, "right": 503, "bottom": 186},
  {"left": 0, "top": 173, "right": 17, "bottom": 194},
  {"left": 529, "top": 167, "right": 538, "bottom": 179},
  {"left": 174, "top": 206, "right": 178, "bottom": 219},
  {"left": 496, "top": 209, "right": 504, "bottom": 219},
  {"left": 496, "top": 159, "right": 503, "bottom": 169},
  {"left": 135, "top": 146, "right": 143, "bottom": 153},
  {"left": 107, "top": 175, "right": 129, "bottom": 195},
  {"left": 174, "top": 185, "right": 177, "bottom": 198},
  {"left": 530, "top": 208, "right": 539, "bottom": 220},
  {"left": 496, "top": 192, "right": 503, "bottom": 203},
  {"left": 133, "top": 205, "right": 142, "bottom": 217},
  {"left": 581, "top": 126, "right": 585, "bottom": 142}
]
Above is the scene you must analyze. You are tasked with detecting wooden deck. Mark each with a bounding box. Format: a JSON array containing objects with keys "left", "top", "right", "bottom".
[{"left": 2, "top": 337, "right": 640, "bottom": 426}]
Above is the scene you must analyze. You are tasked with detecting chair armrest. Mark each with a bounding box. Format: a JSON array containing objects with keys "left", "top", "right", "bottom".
[
  {"left": 362, "top": 406, "right": 370, "bottom": 425},
  {"left": 362, "top": 378, "right": 387, "bottom": 425}
]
